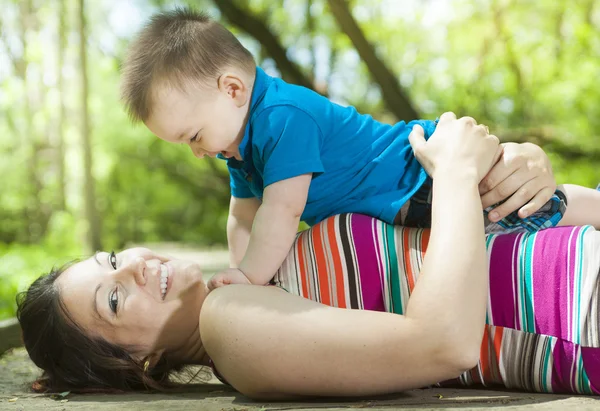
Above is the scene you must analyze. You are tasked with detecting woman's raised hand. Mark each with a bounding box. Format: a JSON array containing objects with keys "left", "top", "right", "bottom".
[{"left": 409, "top": 112, "right": 501, "bottom": 182}]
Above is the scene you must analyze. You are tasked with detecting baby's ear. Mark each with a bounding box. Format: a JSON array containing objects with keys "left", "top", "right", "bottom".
[{"left": 218, "top": 73, "right": 249, "bottom": 107}]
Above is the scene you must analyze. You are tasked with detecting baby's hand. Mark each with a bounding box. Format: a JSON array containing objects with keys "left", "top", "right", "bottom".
[{"left": 208, "top": 268, "right": 251, "bottom": 291}]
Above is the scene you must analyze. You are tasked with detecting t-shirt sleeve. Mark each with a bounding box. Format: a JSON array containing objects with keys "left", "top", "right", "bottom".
[
  {"left": 407, "top": 119, "right": 438, "bottom": 140},
  {"left": 252, "top": 106, "right": 325, "bottom": 187},
  {"left": 228, "top": 166, "right": 255, "bottom": 198}
]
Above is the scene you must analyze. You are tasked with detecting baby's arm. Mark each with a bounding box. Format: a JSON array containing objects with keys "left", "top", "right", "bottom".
[
  {"left": 558, "top": 184, "right": 600, "bottom": 229},
  {"left": 237, "top": 173, "right": 312, "bottom": 285},
  {"left": 227, "top": 196, "right": 261, "bottom": 267},
  {"left": 209, "top": 173, "right": 312, "bottom": 290}
]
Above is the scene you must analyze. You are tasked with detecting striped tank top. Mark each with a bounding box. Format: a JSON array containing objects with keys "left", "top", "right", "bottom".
[{"left": 272, "top": 213, "right": 600, "bottom": 394}]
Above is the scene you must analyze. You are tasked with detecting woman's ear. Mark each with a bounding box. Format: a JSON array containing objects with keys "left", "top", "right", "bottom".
[
  {"left": 139, "top": 349, "right": 165, "bottom": 371},
  {"left": 218, "top": 73, "right": 249, "bottom": 107}
]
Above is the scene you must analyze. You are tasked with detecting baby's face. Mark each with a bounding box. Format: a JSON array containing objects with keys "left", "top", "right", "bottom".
[{"left": 146, "top": 75, "right": 250, "bottom": 160}]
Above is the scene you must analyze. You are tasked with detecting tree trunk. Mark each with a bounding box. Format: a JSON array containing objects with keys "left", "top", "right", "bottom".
[
  {"left": 326, "top": 0, "right": 419, "bottom": 121},
  {"left": 55, "top": 0, "right": 67, "bottom": 211},
  {"left": 18, "top": 0, "right": 44, "bottom": 243},
  {"left": 305, "top": 0, "right": 316, "bottom": 77},
  {"left": 78, "top": 0, "right": 102, "bottom": 251},
  {"left": 212, "top": 0, "right": 324, "bottom": 94},
  {"left": 491, "top": 0, "right": 527, "bottom": 125},
  {"left": 499, "top": 127, "right": 600, "bottom": 162}
]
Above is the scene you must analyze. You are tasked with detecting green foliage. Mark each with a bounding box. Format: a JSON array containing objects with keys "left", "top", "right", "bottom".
[
  {"left": 0, "top": 0, "right": 599, "bottom": 319},
  {"left": 0, "top": 212, "right": 83, "bottom": 319}
]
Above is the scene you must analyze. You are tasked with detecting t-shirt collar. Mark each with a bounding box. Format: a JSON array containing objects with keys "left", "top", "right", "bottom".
[{"left": 218, "top": 67, "right": 272, "bottom": 164}]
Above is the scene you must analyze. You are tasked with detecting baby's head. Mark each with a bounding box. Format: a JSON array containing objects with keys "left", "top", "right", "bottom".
[{"left": 121, "top": 8, "right": 256, "bottom": 159}]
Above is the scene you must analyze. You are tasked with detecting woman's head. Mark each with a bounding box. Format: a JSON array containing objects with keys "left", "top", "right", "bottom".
[{"left": 17, "top": 247, "right": 209, "bottom": 392}]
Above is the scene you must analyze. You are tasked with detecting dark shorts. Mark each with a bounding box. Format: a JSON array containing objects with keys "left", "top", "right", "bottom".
[{"left": 397, "top": 177, "right": 568, "bottom": 234}]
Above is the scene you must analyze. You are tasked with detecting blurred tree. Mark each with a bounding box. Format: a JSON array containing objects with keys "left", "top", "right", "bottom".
[
  {"left": 326, "top": 0, "right": 419, "bottom": 120},
  {"left": 55, "top": 0, "right": 67, "bottom": 211},
  {"left": 18, "top": 0, "right": 50, "bottom": 244},
  {"left": 1, "top": 0, "right": 600, "bottom": 320},
  {"left": 213, "top": 0, "right": 319, "bottom": 92},
  {"left": 78, "top": 0, "right": 102, "bottom": 251}
]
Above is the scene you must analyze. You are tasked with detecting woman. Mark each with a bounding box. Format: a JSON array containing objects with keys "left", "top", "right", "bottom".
[{"left": 17, "top": 115, "right": 599, "bottom": 397}]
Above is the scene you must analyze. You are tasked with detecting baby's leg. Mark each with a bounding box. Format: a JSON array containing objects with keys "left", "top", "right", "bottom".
[
  {"left": 399, "top": 180, "right": 600, "bottom": 231},
  {"left": 484, "top": 189, "right": 566, "bottom": 234},
  {"left": 395, "top": 178, "right": 433, "bottom": 228},
  {"left": 558, "top": 184, "right": 600, "bottom": 229}
]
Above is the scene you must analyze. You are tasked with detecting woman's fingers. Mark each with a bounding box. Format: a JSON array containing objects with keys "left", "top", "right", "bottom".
[
  {"left": 461, "top": 116, "right": 477, "bottom": 127},
  {"left": 486, "top": 177, "right": 548, "bottom": 221},
  {"left": 408, "top": 124, "right": 433, "bottom": 176},
  {"left": 438, "top": 111, "right": 457, "bottom": 123},
  {"left": 412, "top": 113, "right": 499, "bottom": 181},
  {"left": 408, "top": 124, "right": 426, "bottom": 152},
  {"left": 479, "top": 142, "right": 556, "bottom": 219},
  {"left": 517, "top": 186, "right": 555, "bottom": 219},
  {"left": 491, "top": 142, "right": 505, "bottom": 167},
  {"left": 480, "top": 170, "right": 535, "bottom": 210}
]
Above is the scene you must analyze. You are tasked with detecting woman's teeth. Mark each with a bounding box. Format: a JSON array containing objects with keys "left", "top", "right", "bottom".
[{"left": 160, "top": 264, "right": 169, "bottom": 299}]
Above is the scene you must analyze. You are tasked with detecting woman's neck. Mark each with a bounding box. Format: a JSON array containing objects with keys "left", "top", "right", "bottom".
[
  {"left": 171, "top": 323, "right": 208, "bottom": 365},
  {"left": 168, "top": 283, "right": 211, "bottom": 366}
]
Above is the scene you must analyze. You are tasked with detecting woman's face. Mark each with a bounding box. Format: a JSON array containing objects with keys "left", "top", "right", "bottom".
[{"left": 56, "top": 247, "right": 208, "bottom": 360}]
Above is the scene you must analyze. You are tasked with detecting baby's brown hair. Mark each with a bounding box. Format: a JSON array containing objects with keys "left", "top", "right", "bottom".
[{"left": 121, "top": 7, "right": 255, "bottom": 123}]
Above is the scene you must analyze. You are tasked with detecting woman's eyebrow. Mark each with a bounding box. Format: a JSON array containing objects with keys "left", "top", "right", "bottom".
[
  {"left": 93, "top": 283, "right": 102, "bottom": 320},
  {"left": 90, "top": 255, "right": 109, "bottom": 323},
  {"left": 174, "top": 129, "right": 188, "bottom": 142},
  {"left": 93, "top": 251, "right": 102, "bottom": 266}
]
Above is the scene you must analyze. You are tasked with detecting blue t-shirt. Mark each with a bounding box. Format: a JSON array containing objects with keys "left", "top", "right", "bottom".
[{"left": 221, "top": 67, "right": 437, "bottom": 225}]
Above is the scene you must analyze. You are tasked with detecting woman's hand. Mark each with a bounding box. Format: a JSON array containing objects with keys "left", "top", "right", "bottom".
[
  {"left": 409, "top": 112, "right": 501, "bottom": 182},
  {"left": 479, "top": 142, "right": 556, "bottom": 221}
]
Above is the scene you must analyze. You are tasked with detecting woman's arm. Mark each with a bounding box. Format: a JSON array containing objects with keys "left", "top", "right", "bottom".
[
  {"left": 201, "top": 279, "right": 477, "bottom": 399},
  {"left": 405, "top": 168, "right": 487, "bottom": 361},
  {"left": 201, "top": 113, "right": 498, "bottom": 398},
  {"left": 201, "top": 172, "right": 485, "bottom": 399}
]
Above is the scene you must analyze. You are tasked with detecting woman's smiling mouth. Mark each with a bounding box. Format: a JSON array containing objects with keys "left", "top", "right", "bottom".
[{"left": 160, "top": 264, "right": 171, "bottom": 300}]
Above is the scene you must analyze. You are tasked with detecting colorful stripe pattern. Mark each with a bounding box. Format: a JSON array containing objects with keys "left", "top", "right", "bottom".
[{"left": 273, "top": 213, "right": 600, "bottom": 394}]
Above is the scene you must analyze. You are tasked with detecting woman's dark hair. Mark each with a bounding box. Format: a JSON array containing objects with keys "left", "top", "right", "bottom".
[{"left": 16, "top": 262, "right": 184, "bottom": 393}]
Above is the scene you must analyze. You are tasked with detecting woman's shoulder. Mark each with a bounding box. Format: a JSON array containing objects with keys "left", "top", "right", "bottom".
[
  {"left": 199, "top": 284, "right": 303, "bottom": 349},
  {"left": 198, "top": 285, "right": 312, "bottom": 397},
  {"left": 200, "top": 284, "right": 289, "bottom": 321},
  {"left": 199, "top": 284, "right": 300, "bottom": 359}
]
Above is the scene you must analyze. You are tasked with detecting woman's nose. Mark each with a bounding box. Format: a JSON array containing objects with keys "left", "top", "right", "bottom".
[
  {"left": 120, "top": 257, "right": 148, "bottom": 286},
  {"left": 190, "top": 144, "right": 204, "bottom": 159}
]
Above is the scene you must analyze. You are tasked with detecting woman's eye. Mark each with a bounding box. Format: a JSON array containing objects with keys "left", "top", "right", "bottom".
[
  {"left": 109, "top": 288, "right": 119, "bottom": 314},
  {"left": 108, "top": 251, "right": 117, "bottom": 270}
]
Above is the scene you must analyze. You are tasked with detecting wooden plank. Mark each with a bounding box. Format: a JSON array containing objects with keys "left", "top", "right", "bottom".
[{"left": 0, "top": 318, "right": 22, "bottom": 355}]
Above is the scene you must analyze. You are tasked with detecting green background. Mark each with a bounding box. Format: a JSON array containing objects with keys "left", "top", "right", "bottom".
[{"left": 1, "top": 0, "right": 599, "bottom": 320}]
